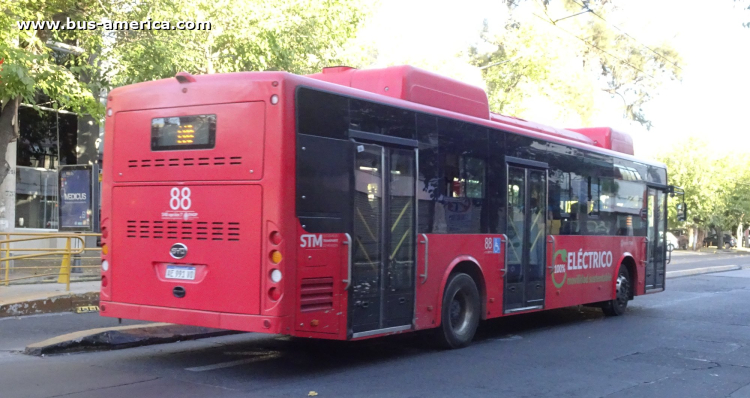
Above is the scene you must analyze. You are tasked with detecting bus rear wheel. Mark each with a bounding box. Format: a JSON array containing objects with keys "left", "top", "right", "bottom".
[
  {"left": 436, "top": 273, "right": 480, "bottom": 349},
  {"left": 602, "top": 265, "right": 630, "bottom": 316}
]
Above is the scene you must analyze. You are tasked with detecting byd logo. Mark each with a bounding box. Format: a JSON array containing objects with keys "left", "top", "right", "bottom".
[{"left": 170, "top": 243, "right": 188, "bottom": 259}]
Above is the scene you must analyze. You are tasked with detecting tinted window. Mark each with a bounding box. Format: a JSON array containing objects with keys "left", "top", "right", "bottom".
[
  {"left": 17, "top": 106, "right": 58, "bottom": 168},
  {"left": 297, "top": 88, "right": 349, "bottom": 139},
  {"left": 350, "top": 99, "right": 416, "bottom": 139},
  {"left": 506, "top": 133, "right": 546, "bottom": 161},
  {"left": 435, "top": 119, "right": 488, "bottom": 233},
  {"left": 296, "top": 134, "right": 352, "bottom": 232},
  {"left": 417, "top": 114, "right": 440, "bottom": 233},
  {"left": 487, "top": 129, "right": 506, "bottom": 233}
]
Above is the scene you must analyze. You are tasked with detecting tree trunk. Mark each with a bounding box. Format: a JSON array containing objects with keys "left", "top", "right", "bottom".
[
  {"left": 0, "top": 96, "right": 20, "bottom": 187},
  {"left": 738, "top": 223, "right": 744, "bottom": 248}
]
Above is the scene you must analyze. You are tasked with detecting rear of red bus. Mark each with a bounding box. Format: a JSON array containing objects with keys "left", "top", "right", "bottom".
[{"left": 99, "top": 72, "right": 297, "bottom": 334}]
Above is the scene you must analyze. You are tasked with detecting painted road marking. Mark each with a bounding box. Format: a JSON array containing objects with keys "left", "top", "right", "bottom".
[{"left": 185, "top": 352, "right": 278, "bottom": 372}]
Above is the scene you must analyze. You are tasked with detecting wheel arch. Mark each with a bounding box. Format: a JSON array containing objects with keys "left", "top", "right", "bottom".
[
  {"left": 435, "top": 256, "right": 487, "bottom": 326},
  {"left": 618, "top": 253, "right": 637, "bottom": 299}
]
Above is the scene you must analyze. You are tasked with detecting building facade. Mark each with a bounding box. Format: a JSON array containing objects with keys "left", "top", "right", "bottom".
[{"left": 0, "top": 103, "right": 101, "bottom": 235}]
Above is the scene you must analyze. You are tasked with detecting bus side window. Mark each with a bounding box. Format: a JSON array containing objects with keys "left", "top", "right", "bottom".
[
  {"left": 437, "top": 119, "right": 488, "bottom": 234},
  {"left": 296, "top": 135, "right": 352, "bottom": 233},
  {"left": 350, "top": 99, "right": 416, "bottom": 140},
  {"left": 296, "top": 88, "right": 349, "bottom": 139},
  {"left": 417, "top": 114, "right": 440, "bottom": 234}
]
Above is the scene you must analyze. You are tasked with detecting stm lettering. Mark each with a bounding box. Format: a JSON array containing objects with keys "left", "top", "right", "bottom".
[{"left": 300, "top": 234, "right": 323, "bottom": 248}]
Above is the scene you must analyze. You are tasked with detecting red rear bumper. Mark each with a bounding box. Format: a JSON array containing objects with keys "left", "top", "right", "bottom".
[{"left": 100, "top": 301, "right": 288, "bottom": 334}]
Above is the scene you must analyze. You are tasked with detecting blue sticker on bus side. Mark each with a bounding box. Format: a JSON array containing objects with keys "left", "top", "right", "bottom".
[{"left": 493, "top": 237, "right": 501, "bottom": 254}]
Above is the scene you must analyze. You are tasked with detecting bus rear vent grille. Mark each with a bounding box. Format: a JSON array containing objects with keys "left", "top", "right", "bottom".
[
  {"left": 300, "top": 277, "right": 334, "bottom": 312},
  {"left": 127, "top": 156, "right": 242, "bottom": 168},
  {"left": 126, "top": 220, "right": 240, "bottom": 241}
]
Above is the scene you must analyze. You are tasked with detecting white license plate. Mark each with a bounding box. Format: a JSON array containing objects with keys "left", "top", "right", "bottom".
[{"left": 165, "top": 265, "right": 196, "bottom": 280}]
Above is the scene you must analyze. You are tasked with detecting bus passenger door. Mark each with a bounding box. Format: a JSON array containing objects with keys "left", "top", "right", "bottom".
[
  {"left": 350, "top": 142, "right": 417, "bottom": 336},
  {"left": 646, "top": 188, "right": 666, "bottom": 291},
  {"left": 505, "top": 164, "right": 548, "bottom": 313}
]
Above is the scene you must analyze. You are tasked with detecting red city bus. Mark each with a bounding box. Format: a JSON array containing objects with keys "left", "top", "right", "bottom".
[{"left": 100, "top": 65, "right": 680, "bottom": 348}]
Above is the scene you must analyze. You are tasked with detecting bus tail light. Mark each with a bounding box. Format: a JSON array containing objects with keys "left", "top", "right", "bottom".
[
  {"left": 101, "top": 244, "right": 109, "bottom": 255},
  {"left": 270, "top": 250, "right": 282, "bottom": 264},
  {"left": 101, "top": 275, "right": 108, "bottom": 287},
  {"left": 102, "top": 260, "right": 110, "bottom": 272}
]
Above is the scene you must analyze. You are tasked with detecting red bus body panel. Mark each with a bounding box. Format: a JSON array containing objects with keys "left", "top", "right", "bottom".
[
  {"left": 113, "top": 102, "right": 265, "bottom": 182},
  {"left": 543, "top": 236, "right": 644, "bottom": 310},
  {"left": 110, "top": 184, "right": 262, "bottom": 314}
]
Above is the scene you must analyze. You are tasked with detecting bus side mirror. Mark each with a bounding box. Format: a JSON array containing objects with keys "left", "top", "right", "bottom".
[{"left": 676, "top": 203, "right": 687, "bottom": 222}]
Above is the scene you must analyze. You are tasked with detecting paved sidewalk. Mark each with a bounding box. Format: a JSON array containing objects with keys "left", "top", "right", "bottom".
[{"left": 0, "top": 281, "right": 100, "bottom": 317}]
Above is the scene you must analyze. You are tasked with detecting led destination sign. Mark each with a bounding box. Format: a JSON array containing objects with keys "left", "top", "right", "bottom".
[{"left": 151, "top": 114, "right": 216, "bottom": 150}]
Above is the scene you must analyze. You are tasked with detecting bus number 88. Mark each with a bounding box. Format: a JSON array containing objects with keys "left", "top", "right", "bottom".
[{"left": 170, "top": 187, "right": 192, "bottom": 210}]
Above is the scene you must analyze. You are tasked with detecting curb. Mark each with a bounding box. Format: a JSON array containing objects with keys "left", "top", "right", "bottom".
[
  {"left": 24, "top": 323, "right": 241, "bottom": 356},
  {"left": 0, "top": 292, "right": 99, "bottom": 318},
  {"left": 666, "top": 265, "right": 742, "bottom": 279}
]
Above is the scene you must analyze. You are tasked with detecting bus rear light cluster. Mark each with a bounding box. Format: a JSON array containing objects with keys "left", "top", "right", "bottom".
[
  {"left": 266, "top": 228, "right": 283, "bottom": 306},
  {"left": 101, "top": 275, "right": 108, "bottom": 287},
  {"left": 101, "top": 260, "right": 110, "bottom": 272},
  {"left": 270, "top": 95, "right": 279, "bottom": 105}
]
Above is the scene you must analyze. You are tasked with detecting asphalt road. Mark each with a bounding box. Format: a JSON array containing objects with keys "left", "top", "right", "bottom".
[
  {"left": 669, "top": 249, "right": 750, "bottom": 272},
  {"left": 3, "top": 252, "right": 750, "bottom": 397}
]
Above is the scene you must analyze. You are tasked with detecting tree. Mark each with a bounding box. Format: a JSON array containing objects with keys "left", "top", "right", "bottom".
[
  {"left": 470, "top": 0, "right": 682, "bottom": 128},
  {"left": 1, "top": 0, "right": 105, "bottom": 187},
  {"left": 659, "top": 137, "right": 750, "bottom": 249},
  {"left": 737, "top": 0, "right": 750, "bottom": 27},
  {"left": 2, "top": 0, "right": 370, "bottom": 191},
  {"left": 102, "top": 0, "right": 369, "bottom": 85}
]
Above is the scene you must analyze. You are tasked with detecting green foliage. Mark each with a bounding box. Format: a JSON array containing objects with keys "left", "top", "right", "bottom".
[
  {"left": 102, "top": 0, "right": 369, "bottom": 86},
  {"left": 0, "top": 0, "right": 105, "bottom": 118},
  {"left": 470, "top": 0, "right": 681, "bottom": 128},
  {"left": 737, "top": 0, "right": 750, "bottom": 27},
  {"left": 658, "top": 137, "right": 750, "bottom": 232}
]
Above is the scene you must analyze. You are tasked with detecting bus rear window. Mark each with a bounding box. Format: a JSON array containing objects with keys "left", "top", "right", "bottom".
[{"left": 151, "top": 114, "right": 216, "bottom": 150}]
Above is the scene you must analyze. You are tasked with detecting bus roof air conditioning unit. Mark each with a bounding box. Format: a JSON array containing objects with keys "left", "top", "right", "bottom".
[{"left": 308, "top": 65, "right": 491, "bottom": 119}]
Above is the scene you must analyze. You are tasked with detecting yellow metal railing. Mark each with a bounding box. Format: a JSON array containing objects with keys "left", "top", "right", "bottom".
[{"left": 0, "top": 233, "right": 102, "bottom": 291}]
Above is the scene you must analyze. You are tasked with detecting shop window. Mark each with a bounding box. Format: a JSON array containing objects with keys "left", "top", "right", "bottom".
[
  {"left": 16, "top": 105, "right": 78, "bottom": 229},
  {"left": 15, "top": 167, "right": 58, "bottom": 229}
]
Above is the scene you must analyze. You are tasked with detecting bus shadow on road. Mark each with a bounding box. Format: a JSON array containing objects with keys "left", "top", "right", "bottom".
[
  {"left": 474, "top": 305, "right": 607, "bottom": 343},
  {"left": 157, "top": 306, "right": 608, "bottom": 378}
]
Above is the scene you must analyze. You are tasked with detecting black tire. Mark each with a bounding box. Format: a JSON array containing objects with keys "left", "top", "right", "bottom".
[
  {"left": 602, "top": 265, "right": 630, "bottom": 316},
  {"left": 436, "top": 273, "right": 480, "bottom": 349},
  {"left": 725, "top": 242, "right": 731, "bottom": 250}
]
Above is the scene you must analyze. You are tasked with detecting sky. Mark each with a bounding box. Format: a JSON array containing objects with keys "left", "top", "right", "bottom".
[{"left": 351, "top": 0, "right": 750, "bottom": 160}]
